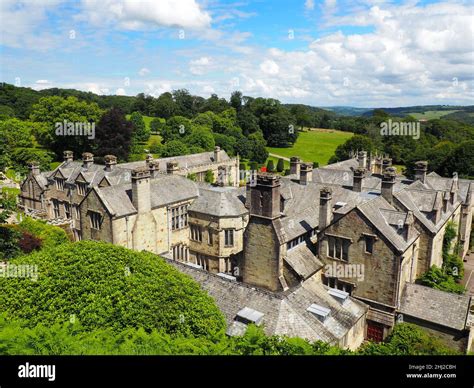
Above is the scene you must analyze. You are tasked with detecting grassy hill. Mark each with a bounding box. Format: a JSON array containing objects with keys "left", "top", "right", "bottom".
[{"left": 266, "top": 128, "right": 353, "bottom": 166}]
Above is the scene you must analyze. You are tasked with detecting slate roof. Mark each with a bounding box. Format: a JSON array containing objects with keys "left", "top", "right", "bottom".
[
  {"left": 285, "top": 244, "right": 324, "bottom": 280},
  {"left": 189, "top": 185, "right": 247, "bottom": 217},
  {"left": 400, "top": 283, "right": 471, "bottom": 331},
  {"left": 356, "top": 196, "right": 419, "bottom": 253},
  {"left": 94, "top": 174, "right": 199, "bottom": 217},
  {"left": 167, "top": 258, "right": 367, "bottom": 344},
  {"left": 120, "top": 150, "right": 231, "bottom": 172}
]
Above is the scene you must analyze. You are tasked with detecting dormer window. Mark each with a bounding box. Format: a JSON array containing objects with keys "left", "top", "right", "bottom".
[
  {"left": 55, "top": 178, "right": 65, "bottom": 191},
  {"left": 77, "top": 182, "right": 87, "bottom": 196}
]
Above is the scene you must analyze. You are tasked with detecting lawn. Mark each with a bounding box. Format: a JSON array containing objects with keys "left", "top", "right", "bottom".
[
  {"left": 407, "top": 110, "right": 459, "bottom": 120},
  {"left": 266, "top": 128, "right": 353, "bottom": 166}
]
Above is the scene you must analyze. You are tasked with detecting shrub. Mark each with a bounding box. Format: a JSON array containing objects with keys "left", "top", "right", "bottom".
[
  {"left": 204, "top": 170, "right": 214, "bottom": 184},
  {"left": 249, "top": 161, "right": 258, "bottom": 171},
  {"left": 266, "top": 160, "right": 275, "bottom": 172},
  {"left": 0, "top": 241, "right": 226, "bottom": 336},
  {"left": 276, "top": 158, "right": 284, "bottom": 172},
  {"left": 18, "top": 217, "right": 68, "bottom": 250},
  {"left": 0, "top": 225, "right": 21, "bottom": 259}
]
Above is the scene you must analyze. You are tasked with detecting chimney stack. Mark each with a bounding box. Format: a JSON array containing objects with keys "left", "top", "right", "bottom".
[
  {"left": 131, "top": 167, "right": 151, "bottom": 213},
  {"left": 319, "top": 187, "right": 333, "bottom": 230},
  {"left": 82, "top": 152, "right": 94, "bottom": 169},
  {"left": 290, "top": 157, "right": 301, "bottom": 175},
  {"left": 63, "top": 150, "right": 74, "bottom": 163},
  {"left": 404, "top": 211, "right": 416, "bottom": 242},
  {"left": 148, "top": 160, "right": 160, "bottom": 178},
  {"left": 352, "top": 167, "right": 367, "bottom": 192},
  {"left": 382, "top": 157, "right": 392, "bottom": 172},
  {"left": 166, "top": 161, "right": 179, "bottom": 175},
  {"left": 28, "top": 161, "right": 40, "bottom": 177},
  {"left": 299, "top": 163, "right": 313, "bottom": 185},
  {"left": 381, "top": 166, "right": 397, "bottom": 204},
  {"left": 250, "top": 173, "right": 281, "bottom": 219},
  {"left": 218, "top": 165, "right": 227, "bottom": 186},
  {"left": 104, "top": 155, "right": 117, "bottom": 172},
  {"left": 214, "top": 146, "right": 222, "bottom": 163},
  {"left": 414, "top": 161, "right": 428, "bottom": 183},
  {"left": 358, "top": 151, "right": 367, "bottom": 169}
]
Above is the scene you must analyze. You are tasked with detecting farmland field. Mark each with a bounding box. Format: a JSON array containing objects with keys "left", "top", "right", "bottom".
[
  {"left": 266, "top": 128, "right": 353, "bottom": 166},
  {"left": 407, "top": 110, "right": 459, "bottom": 120}
]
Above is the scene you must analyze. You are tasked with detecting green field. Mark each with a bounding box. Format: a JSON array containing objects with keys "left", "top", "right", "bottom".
[
  {"left": 407, "top": 110, "right": 459, "bottom": 120},
  {"left": 266, "top": 128, "right": 353, "bottom": 166}
]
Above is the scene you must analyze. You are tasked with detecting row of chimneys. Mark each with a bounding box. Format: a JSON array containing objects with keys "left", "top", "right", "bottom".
[{"left": 246, "top": 173, "right": 416, "bottom": 243}]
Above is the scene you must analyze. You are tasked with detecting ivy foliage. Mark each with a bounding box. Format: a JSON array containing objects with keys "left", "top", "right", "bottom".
[{"left": 0, "top": 241, "right": 226, "bottom": 337}]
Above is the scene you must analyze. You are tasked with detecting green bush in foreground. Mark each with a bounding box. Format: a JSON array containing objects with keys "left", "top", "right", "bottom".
[
  {"left": 0, "top": 241, "right": 225, "bottom": 337},
  {"left": 0, "top": 314, "right": 458, "bottom": 355}
]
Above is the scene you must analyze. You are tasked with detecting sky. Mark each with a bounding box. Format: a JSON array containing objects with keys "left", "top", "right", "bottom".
[{"left": 0, "top": 0, "right": 473, "bottom": 107}]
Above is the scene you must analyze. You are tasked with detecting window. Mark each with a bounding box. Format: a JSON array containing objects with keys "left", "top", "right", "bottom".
[
  {"left": 77, "top": 182, "right": 87, "bottom": 196},
  {"left": 364, "top": 235, "right": 374, "bottom": 254},
  {"left": 224, "top": 229, "right": 234, "bottom": 247},
  {"left": 327, "top": 236, "right": 350, "bottom": 261},
  {"left": 208, "top": 229, "right": 213, "bottom": 245},
  {"left": 171, "top": 205, "right": 188, "bottom": 231},
  {"left": 55, "top": 178, "right": 65, "bottom": 191},
  {"left": 74, "top": 205, "right": 80, "bottom": 219},
  {"left": 322, "top": 275, "right": 354, "bottom": 295},
  {"left": 53, "top": 200, "right": 60, "bottom": 218},
  {"left": 190, "top": 224, "right": 203, "bottom": 242},
  {"left": 89, "top": 211, "right": 101, "bottom": 230},
  {"left": 172, "top": 244, "right": 188, "bottom": 262},
  {"left": 196, "top": 254, "right": 209, "bottom": 271},
  {"left": 65, "top": 203, "right": 71, "bottom": 219}
]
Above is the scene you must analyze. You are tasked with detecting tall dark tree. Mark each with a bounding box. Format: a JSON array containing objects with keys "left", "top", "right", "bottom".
[
  {"left": 230, "top": 91, "right": 242, "bottom": 112},
  {"left": 94, "top": 108, "right": 133, "bottom": 161}
]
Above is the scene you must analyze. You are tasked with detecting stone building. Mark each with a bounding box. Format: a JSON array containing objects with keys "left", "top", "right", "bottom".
[{"left": 17, "top": 148, "right": 474, "bottom": 351}]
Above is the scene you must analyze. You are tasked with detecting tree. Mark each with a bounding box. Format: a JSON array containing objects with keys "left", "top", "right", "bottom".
[
  {"left": 172, "top": 89, "right": 195, "bottom": 118},
  {"left": 259, "top": 106, "right": 297, "bottom": 147},
  {"left": 130, "top": 111, "right": 150, "bottom": 143},
  {"left": 313, "top": 161, "right": 319, "bottom": 168},
  {"left": 213, "top": 133, "right": 236, "bottom": 156},
  {"left": 161, "top": 140, "right": 189, "bottom": 157},
  {"left": 248, "top": 132, "right": 268, "bottom": 164},
  {"left": 443, "top": 141, "right": 474, "bottom": 179},
  {"left": 204, "top": 170, "right": 214, "bottom": 184},
  {"left": 161, "top": 116, "right": 192, "bottom": 143},
  {"left": 152, "top": 92, "right": 176, "bottom": 119},
  {"left": 237, "top": 109, "right": 259, "bottom": 136},
  {"left": 276, "top": 158, "right": 284, "bottom": 172},
  {"left": 332, "top": 135, "right": 376, "bottom": 163},
  {"left": 29, "top": 96, "right": 103, "bottom": 157},
  {"left": 94, "top": 108, "right": 133, "bottom": 161},
  {"left": 267, "top": 160, "right": 275, "bottom": 172},
  {"left": 150, "top": 118, "right": 164, "bottom": 134},
  {"left": 0, "top": 241, "right": 226, "bottom": 336},
  {"left": 187, "top": 127, "right": 215, "bottom": 151},
  {"left": 230, "top": 91, "right": 242, "bottom": 112}
]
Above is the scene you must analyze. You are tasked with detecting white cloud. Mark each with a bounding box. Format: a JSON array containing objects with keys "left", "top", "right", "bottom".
[
  {"left": 78, "top": 0, "right": 211, "bottom": 30},
  {"left": 115, "top": 88, "right": 126, "bottom": 95},
  {"left": 0, "top": 0, "right": 64, "bottom": 49},
  {"left": 260, "top": 60, "right": 279, "bottom": 75},
  {"left": 138, "top": 67, "right": 150, "bottom": 76},
  {"left": 305, "top": 0, "right": 315, "bottom": 11},
  {"left": 189, "top": 57, "right": 212, "bottom": 75}
]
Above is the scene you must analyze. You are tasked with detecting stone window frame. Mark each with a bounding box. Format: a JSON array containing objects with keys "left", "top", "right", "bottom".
[
  {"left": 190, "top": 223, "right": 203, "bottom": 242},
  {"left": 171, "top": 204, "right": 189, "bottom": 231},
  {"left": 76, "top": 182, "right": 87, "bottom": 196},
  {"left": 326, "top": 233, "right": 352, "bottom": 261},
  {"left": 89, "top": 211, "right": 102, "bottom": 230},
  {"left": 224, "top": 228, "right": 235, "bottom": 247},
  {"left": 362, "top": 233, "right": 377, "bottom": 255},
  {"left": 55, "top": 177, "right": 65, "bottom": 191}
]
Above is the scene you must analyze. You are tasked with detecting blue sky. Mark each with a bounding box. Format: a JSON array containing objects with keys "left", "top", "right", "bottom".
[{"left": 0, "top": 0, "right": 473, "bottom": 107}]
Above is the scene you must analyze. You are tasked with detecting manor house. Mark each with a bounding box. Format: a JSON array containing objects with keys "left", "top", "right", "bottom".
[{"left": 19, "top": 150, "right": 474, "bottom": 352}]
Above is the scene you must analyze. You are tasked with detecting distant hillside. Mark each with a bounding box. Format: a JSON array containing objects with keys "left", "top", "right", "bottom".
[
  {"left": 320, "top": 106, "right": 372, "bottom": 117},
  {"left": 361, "top": 105, "right": 473, "bottom": 119}
]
